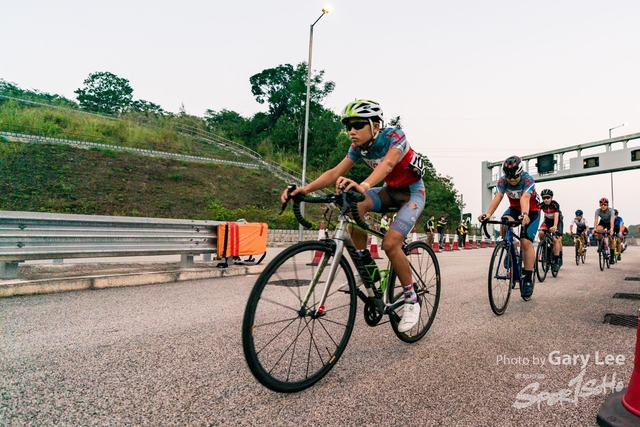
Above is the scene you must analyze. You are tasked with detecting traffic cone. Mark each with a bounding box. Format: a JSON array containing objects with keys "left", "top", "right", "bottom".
[
  {"left": 307, "top": 221, "right": 325, "bottom": 266},
  {"left": 490, "top": 235, "right": 496, "bottom": 247},
  {"left": 596, "top": 309, "right": 640, "bottom": 426},
  {"left": 411, "top": 227, "right": 419, "bottom": 254},
  {"left": 444, "top": 233, "right": 451, "bottom": 251},
  {"left": 433, "top": 233, "right": 440, "bottom": 252},
  {"left": 472, "top": 234, "right": 478, "bottom": 249},
  {"left": 481, "top": 235, "right": 487, "bottom": 248},
  {"left": 370, "top": 235, "right": 382, "bottom": 259},
  {"left": 452, "top": 233, "right": 460, "bottom": 250}
]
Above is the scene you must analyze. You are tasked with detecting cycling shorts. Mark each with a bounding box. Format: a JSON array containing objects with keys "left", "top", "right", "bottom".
[
  {"left": 502, "top": 207, "right": 540, "bottom": 242},
  {"left": 540, "top": 218, "right": 564, "bottom": 236},
  {"left": 366, "top": 180, "right": 425, "bottom": 238}
]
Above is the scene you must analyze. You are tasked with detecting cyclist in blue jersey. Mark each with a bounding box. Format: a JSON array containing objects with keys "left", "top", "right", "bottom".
[
  {"left": 478, "top": 155, "right": 541, "bottom": 299},
  {"left": 281, "top": 99, "right": 426, "bottom": 333},
  {"left": 613, "top": 209, "right": 624, "bottom": 261}
]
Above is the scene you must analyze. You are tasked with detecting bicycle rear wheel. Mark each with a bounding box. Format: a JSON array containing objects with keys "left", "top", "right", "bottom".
[
  {"left": 242, "top": 241, "right": 357, "bottom": 393},
  {"left": 488, "top": 241, "right": 513, "bottom": 315},
  {"left": 387, "top": 241, "right": 441, "bottom": 343},
  {"left": 536, "top": 243, "right": 548, "bottom": 282}
]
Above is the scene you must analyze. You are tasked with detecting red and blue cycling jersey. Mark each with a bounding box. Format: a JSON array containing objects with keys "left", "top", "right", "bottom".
[
  {"left": 346, "top": 128, "right": 423, "bottom": 188},
  {"left": 495, "top": 171, "right": 541, "bottom": 212}
]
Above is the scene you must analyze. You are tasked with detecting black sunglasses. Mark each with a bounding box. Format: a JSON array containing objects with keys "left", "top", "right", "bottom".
[
  {"left": 506, "top": 174, "right": 521, "bottom": 180},
  {"left": 345, "top": 121, "right": 369, "bottom": 131},
  {"left": 542, "top": 196, "right": 552, "bottom": 200}
]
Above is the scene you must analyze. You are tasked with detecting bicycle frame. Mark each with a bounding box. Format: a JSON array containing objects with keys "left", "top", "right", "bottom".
[
  {"left": 483, "top": 219, "right": 523, "bottom": 284},
  {"left": 307, "top": 205, "right": 404, "bottom": 318},
  {"left": 499, "top": 226, "right": 523, "bottom": 284}
]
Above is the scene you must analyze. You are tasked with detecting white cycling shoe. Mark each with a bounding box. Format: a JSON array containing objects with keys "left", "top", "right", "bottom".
[{"left": 398, "top": 302, "right": 421, "bottom": 333}]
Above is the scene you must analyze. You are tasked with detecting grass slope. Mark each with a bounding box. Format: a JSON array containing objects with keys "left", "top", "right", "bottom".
[{"left": 0, "top": 141, "right": 307, "bottom": 228}]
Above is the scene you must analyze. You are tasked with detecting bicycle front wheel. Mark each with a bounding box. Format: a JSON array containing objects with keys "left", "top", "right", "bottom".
[
  {"left": 488, "top": 241, "right": 514, "bottom": 315},
  {"left": 242, "top": 241, "right": 357, "bottom": 393},
  {"left": 536, "top": 243, "right": 548, "bottom": 282},
  {"left": 387, "top": 241, "right": 441, "bottom": 343},
  {"left": 598, "top": 240, "right": 605, "bottom": 271},
  {"left": 575, "top": 243, "right": 580, "bottom": 266}
]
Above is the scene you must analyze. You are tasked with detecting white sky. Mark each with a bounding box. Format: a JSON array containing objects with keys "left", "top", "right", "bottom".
[{"left": 2, "top": 0, "right": 640, "bottom": 225}]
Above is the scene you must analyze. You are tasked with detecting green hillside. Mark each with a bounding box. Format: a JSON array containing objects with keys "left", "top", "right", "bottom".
[{"left": 0, "top": 139, "right": 308, "bottom": 228}]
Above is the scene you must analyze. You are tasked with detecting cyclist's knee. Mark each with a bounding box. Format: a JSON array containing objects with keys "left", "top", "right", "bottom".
[{"left": 381, "top": 230, "right": 403, "bottom": 251}]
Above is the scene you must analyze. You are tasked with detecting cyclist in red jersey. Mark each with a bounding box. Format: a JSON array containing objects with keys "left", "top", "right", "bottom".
[{"left": 282, "top": 99, "right": 426, "bottom": 333}]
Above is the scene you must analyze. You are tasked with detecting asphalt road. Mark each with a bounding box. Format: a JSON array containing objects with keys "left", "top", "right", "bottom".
[{"left": 2, "top": 246, "right": 639, "bottom": 426}]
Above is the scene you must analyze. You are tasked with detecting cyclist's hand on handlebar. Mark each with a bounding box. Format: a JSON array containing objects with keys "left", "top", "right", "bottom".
[
  {"left": 478, "top": 213, "right": 488, "bottom": 222},
  {"left": 280, "top": 184, "right": 306, "bottom": 204},
  {"left": 335, "top": 176, "right": 366, "bottom": 195},
  {"left": 519, "top": 213, "right": 530, "bottom": 226}
]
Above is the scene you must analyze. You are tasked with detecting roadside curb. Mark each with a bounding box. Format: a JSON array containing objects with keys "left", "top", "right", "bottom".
[{"left": 0, "top": 264, "right": 265, "bottom": 298}]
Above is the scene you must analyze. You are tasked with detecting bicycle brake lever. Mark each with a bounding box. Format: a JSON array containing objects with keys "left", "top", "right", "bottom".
[{"left": 280, "top": 184, "right": 297, "bottom": 214}]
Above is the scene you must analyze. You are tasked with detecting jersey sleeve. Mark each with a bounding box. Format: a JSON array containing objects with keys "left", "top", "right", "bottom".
[{"left": 346, "top": 144, "right": 361, "bottom": 162}]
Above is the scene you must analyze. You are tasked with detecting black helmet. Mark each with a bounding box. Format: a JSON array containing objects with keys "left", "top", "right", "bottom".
[
  {"left": 575, "top": 209, "right": 583, "bottom": 216},
  {"left": 541, "top": 189, "right": 553, "bottom": 197},
  {"left": 614, "top": 209, "right": 619, "bottom": 215},
  {"left": 503, "top": 155, "right": 523, "bottom": 178}
]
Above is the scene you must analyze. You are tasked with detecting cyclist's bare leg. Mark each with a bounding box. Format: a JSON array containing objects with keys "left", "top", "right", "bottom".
[
  {"left": 349, "top": 195, "right": 375, "bottom": 250},
  {"left": 553, "top": 236, "right": 562, "bottom": 256},
  {"left": 521, "top": 238, "right": 535, "bottom": 270},
  {"left": 382, "top": 230, "right": 411, "bottom": 286},
  {"left": 595, "top": 225, "right": 605, "bottom": 248}
]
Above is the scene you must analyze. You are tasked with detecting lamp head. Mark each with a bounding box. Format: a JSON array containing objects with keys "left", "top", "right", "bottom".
[{"left": 322, "top": 5, "right": 332, "bottom": 13}]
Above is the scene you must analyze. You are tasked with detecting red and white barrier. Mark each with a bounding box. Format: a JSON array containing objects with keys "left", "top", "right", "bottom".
[
  {"left": 411, "top": 227, "right": 419, "bottom": 254},
  {"left": 307, "top": 221, "right": 325, "bottom": 266},
  {"left": 433, "top": 233, "right": 440, "bottom": 252},
  {"left": 370, "top": 235, "right": 382, "bottom": 259},
  {"left": 481, "top": 235, "right": 487, "bottom": 248},
  {"left": 444, "top": 233, "right": 451, "bottom": 251},
  {"left": 490, "top": 235, "right": 496, "bottom": 247},
  {"left": 452, "top": 233, "right": 460, "bottom": 250},
  {"left": 472, "top": 234, "right": 478, "bottom": 249},
  {"left": 597, "top": 310, "right": 640, "bottom": 425}
]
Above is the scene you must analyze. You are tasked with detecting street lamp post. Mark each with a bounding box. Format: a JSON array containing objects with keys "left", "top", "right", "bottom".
[
  {"left": 608, "top": 122, "right": 627, "bottom": 208},
  {"left": 299, "top": 6, "right": 331, "bottom": 241}
]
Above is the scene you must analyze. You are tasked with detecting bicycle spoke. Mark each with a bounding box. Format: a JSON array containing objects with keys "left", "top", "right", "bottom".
[{"left": 242, "top": 242, "right": 357, "bottom": 392}]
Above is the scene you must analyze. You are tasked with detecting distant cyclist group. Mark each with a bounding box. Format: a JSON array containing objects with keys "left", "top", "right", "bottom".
[{"left": 479, "top": 155, "right": 628, "bottom": 300}]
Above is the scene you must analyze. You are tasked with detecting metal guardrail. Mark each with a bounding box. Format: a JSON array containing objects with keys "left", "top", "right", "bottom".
[{"left": 0, "top": 211, "right": 223, "bottom": 279}]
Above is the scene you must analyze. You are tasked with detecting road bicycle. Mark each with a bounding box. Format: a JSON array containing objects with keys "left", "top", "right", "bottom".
[
  {"left": 594, "top": 230, "right": 612, "bottom": 271},
  {"left": 242, "top": 186, "right": 441, "bottom": 392},
  {"left": 572, "top": 233, "right": 587, "bottom": 265},
  {"left": 536, "top": 229, "right": 559, "bottom": 281},
  {"left": 481, "top": 217, "right": 533, "bottom": 316}
]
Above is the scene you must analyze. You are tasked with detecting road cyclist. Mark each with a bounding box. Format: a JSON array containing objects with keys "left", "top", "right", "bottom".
[
  {"left": 569, "top": 209, "right": 588, "bottom": 265},
  {"left": 281, "top": 99, "right": 427, "bottom": 333},
  {"left": 478, "top": 155, "right": 541, "bottom": 299},
  {"left": 593, "top": 197, "right": 615, "bottom": 265},
  {"left": 537, "top": 189, "right": 564, "bottom": 274}
]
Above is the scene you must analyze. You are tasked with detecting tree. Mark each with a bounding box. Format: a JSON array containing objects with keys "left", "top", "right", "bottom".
[
  {"left": 129, "top": 99, "right": 164, "bottom": 115},
  {"left": 75, "top": 71, "right": 133, "bottom": 115},
  {"left": 249, "top": 62, "right": 335, "bottom": 154}
]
